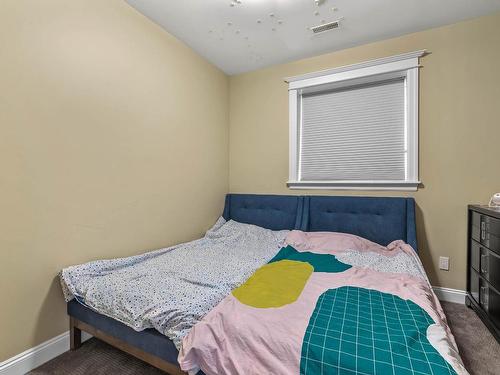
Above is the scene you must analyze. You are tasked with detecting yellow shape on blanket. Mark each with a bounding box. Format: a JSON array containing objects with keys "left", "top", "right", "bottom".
[{"left": 232, "top": 260, "right": 313, "bottom": 308}]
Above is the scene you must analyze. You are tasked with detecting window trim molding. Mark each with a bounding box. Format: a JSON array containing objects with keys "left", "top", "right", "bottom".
[
  {"left": 287, "top": 181, "right": 420, "bottom": 191},
  {"left": 287, "top": 50, "right": 426, "bottom": 191}
]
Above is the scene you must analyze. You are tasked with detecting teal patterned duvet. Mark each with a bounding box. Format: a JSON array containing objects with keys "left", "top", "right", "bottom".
[{"left": 302, "top": 287, "right": 456, "bottom": 375}]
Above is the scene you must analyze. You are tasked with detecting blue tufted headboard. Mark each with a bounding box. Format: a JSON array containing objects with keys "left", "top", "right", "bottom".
[
  {"left": 223, "top": 194, "right": 417, "bottom": 251},
  {"left": 222, "top": 194, "right": 303, "bottom": 231}
]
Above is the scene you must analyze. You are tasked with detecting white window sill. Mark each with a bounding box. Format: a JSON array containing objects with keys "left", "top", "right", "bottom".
[{"left": 287, "top": 180, "right": 420, "bottom": 191}]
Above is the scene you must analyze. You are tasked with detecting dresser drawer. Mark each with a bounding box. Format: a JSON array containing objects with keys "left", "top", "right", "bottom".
[
  {"left": 479, "top": 280, "right": 500, "bottom": 329},
  {"left": 472, "top": 211, "right": 481, "bottom": 228},
  {"left": 484, "top": 215, "right": 500, "bottom": 236},
  {"left": 471, "top": 269, "right": 500, "bottom": 326},
  {"left": 471, "top": 211, "right": 500, "bottom": 252},
  {"left": 477, "top": 243, "right": 500, "bottom": 291},
  {"left": 471, "top": 224, "right": 480, "bottom": 242},
  {"left": 481, "top": 232, "right": 500, "bottom": 254},
  {"left": 472, "top": 211, "right": 500, "bottom": 235},
  {"left": 470, "top": 268, "right": 480, "bottom": 304},
  {"left": 471, "top": 240, "right": 481, "bottom": 272}
]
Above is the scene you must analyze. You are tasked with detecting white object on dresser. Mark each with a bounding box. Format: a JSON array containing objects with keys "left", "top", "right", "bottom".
[{"left": 488, "top": 193, "right": 500, "bottom": 207}]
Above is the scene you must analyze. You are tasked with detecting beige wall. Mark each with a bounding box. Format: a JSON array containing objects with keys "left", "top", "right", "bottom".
[
  {"left": 229, "top": 12, "right": 500, "bottom": 291},
  {"left": 0, "top": 0, "right": 228, "bottom": 360}
]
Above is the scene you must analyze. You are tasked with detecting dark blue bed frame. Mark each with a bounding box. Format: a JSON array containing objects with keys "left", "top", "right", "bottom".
[{"left": 68, "top": 194, "right": 417, "bottom": 374}]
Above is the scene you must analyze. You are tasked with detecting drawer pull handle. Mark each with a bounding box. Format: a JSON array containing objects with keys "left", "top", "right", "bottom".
[
  {"left": 480, "top": 286, "right": 489, "bottom": 311},
  {"left": 480, "top": 253, "right": 489, "bottom": 275}
]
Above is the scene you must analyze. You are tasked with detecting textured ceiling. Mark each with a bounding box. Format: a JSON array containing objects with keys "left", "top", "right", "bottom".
[{"left": 126, "top": 0, "right": 500, "bottom": 75}]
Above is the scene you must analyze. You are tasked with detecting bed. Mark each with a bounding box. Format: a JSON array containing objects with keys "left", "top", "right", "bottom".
[{"left": 65, "top": 193, "right": 445, "bottom": 375}]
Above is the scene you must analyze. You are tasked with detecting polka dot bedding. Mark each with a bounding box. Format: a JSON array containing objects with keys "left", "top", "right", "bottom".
[
  {"left": 60, "top": 218, "right": 288, "bottom": 349},
  {"left": 335, "top": 250, "right": 428, "bottom": 281}
]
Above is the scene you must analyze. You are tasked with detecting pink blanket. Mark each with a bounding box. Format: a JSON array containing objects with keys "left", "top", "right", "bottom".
[{"left": 178, "top": 231, "right": 468, "bottom": 375}]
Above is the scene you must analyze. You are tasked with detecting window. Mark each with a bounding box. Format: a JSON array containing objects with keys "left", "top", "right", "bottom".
[{"left": 287, "top": 50, "right": 425, "bottom": 191}]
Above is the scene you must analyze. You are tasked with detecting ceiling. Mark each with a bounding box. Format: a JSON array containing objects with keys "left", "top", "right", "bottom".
[{"left": 125, "top": 0, "right": 500, "bottom": 75}]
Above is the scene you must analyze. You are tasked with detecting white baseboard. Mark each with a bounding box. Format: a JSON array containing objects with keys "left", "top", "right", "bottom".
[
  {"left": 433, "top": 286, "right": 467, "bottom": 304},
  {"left": 0, "top": 331, "right": 91, "bottom": 375}
]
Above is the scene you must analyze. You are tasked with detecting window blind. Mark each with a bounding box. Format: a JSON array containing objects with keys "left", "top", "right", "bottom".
[{"left": 299, "top": 78, "right": 406, "bottom": 181}]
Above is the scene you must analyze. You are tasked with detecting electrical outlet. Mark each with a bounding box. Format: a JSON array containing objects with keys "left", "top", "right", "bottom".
[{"left": 439, "top": 256, "right": 449, "bottom": 271}]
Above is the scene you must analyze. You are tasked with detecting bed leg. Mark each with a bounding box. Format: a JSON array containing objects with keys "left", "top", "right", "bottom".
[{"left": 70, "top": 317, "right": 82, "bottom": 351}]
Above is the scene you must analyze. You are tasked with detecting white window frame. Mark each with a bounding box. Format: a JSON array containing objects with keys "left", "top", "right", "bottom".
[{"left": 286, "top": 50, "right": 426, "bottom": 191}]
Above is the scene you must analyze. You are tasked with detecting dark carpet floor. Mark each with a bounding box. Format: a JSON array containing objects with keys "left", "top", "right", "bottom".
[
  {"left": 441, "top": 301, "right": 500, "bottom": 375},
  {"left": 29, "top": 302, "right": 500, "bottom": 374}
]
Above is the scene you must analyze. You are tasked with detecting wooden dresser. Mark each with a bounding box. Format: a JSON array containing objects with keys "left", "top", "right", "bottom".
[{"left": 467, "top": 205, "right": 500, "bottom": 343}]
